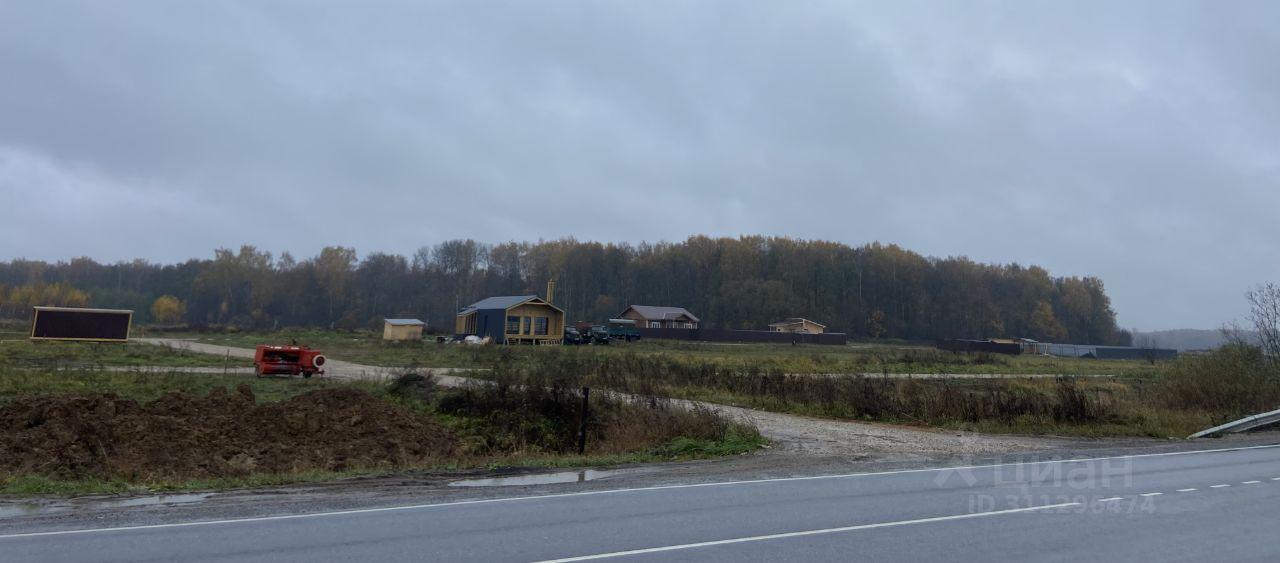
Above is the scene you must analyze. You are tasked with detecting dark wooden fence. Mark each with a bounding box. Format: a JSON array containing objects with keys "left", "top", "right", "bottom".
[
  {"left": 637, "top": 327, "right": 847, "bottom": 346},
  {"left": 935, "top": 339, "right": 1023, "bottom": 355}
]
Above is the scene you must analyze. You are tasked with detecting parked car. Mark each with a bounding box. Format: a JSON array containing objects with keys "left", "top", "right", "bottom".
[{"left": 563, "top": 327, "right": 588, "bottom": 345}]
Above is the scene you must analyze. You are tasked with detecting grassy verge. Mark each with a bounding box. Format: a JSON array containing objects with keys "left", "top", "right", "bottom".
[
  {"left": 0, "top": 368, "right": 363, "bottom": 408},
  {"left": 1, "top": 437, "right": 768, "bottom": 497},
  {"left": 0, "top": 339, "right": 253, "bottom": 370},
  {"left": 0, "top": 368, "right": 762, "bottom": 496}
]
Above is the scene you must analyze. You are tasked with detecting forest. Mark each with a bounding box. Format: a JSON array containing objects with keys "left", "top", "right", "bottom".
[{"left": 0, "top": 236, "right": 1130, "bottom": 345}]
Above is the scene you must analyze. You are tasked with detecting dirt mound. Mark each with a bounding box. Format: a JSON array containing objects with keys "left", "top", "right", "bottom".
[{"left": 0, "top": 386, "right": 457, "bottom": 480}]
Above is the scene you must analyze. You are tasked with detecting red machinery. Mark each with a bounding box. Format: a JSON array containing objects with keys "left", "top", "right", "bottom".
[{"left": 253, "top": 345, "right": 326, "bottom": 378}]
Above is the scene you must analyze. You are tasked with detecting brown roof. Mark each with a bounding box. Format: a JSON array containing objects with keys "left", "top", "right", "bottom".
[{"left": 621, "top": 305, "right": 700, "bottom": 323}]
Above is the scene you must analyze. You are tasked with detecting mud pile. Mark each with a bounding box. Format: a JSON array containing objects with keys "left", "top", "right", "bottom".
[{"left": 0, "top": 386, "right": 457, "bottom": 480}]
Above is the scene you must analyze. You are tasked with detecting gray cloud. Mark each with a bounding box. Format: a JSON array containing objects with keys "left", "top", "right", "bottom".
[{"left": 1, "top": 0, "right": 1277, "bottom": 329}]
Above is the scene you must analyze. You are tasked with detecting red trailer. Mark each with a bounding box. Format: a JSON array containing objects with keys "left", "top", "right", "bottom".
[{"left": 253, "top": 345, "right": 326, "bottom": 378}]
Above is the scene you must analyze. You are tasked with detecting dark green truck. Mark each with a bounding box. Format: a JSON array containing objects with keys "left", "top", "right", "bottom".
[{"left": 607, "top": 318, "right": 641, "bottom": 342}]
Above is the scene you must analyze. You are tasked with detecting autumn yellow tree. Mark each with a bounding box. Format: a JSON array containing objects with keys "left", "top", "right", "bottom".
[
  {"left": 1030, "top": 301, "right": 1067, "bottom": 342},
  {"left": 1, "top": 282, "right": 88, "bottom": 316},
  {"left": 150, "top": 295, "right": 186, "bottom": 324}
]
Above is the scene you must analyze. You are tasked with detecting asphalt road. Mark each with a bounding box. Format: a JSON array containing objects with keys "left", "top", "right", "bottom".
[{"left": 4, "top": 443, "right": 1280, "bottom": 562}]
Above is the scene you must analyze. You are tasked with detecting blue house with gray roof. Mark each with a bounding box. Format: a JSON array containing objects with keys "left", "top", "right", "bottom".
[{"left": 455, "top": 295, "right": 565, "bottom": 344}]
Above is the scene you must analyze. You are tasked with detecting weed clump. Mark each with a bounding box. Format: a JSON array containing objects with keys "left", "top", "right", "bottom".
[{"left": 433, "top": 368, "right": 760, "bottom": 457}]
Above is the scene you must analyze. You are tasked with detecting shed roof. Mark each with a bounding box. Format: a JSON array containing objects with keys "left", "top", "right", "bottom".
[
  {"left": 384, "top": 318, "right": 425, "bottom": 326},
  {"left": 622, "top": 305, "right": 700, "bottom": 323}
]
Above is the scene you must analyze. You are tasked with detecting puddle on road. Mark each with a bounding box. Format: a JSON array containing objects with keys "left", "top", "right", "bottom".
[
  {"left": 0, "top": 493, "right": 212, "bottom": 518},
  {"left": 449, "top": 469, "right": 628, "bottom": 487}
]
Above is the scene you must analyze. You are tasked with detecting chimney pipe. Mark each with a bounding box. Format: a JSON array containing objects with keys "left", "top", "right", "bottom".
[{"left": 546, "top": 279, "right": 556, "bottom": 305}]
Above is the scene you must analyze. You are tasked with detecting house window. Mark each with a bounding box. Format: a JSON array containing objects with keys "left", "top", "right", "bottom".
[
  {"left": 534, "top": 317, "right": 549, "bottom": 335},
  {"left": 522, "top": 316, "right": 532, "bottom": 334},
  {"left": 506, "top": 316, "right": 520, "bottom": 334},
  {"left": 649, "top": 321, "right": 660, "bottom": 328}
]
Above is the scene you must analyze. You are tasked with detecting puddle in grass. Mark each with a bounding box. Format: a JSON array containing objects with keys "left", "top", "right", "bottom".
[
  {"left": 0, "top": 493, "right": 213, "bottom": 518},
  {"left": 449, "top": 469, "right": 629, "bottom": 487}
]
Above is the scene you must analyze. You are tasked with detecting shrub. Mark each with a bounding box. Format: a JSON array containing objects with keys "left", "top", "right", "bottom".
[{"left": 1157, "top": 344, "right": 1280, "bottom": 418}]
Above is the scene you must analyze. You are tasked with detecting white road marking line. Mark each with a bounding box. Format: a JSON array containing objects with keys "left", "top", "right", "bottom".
[
  {"left": 2, "top": 443, "right": 1278, "bottom": 540},
  {"left": 1139, "top": 492, "right": 1163, "bottom": 497},
  {"left": 1242, "top": 481, "right": 1261, "bottom": 484},
  {"left": 1210, "top": 484, "right": 1231, "bottom": 488},
  {"left": 1098, "top": 497, "right": 1125, "bottom": 502},
  {"left": 1177, "top": 488, "right": 1197, "bottom": 492},
  {"left": 535, "top": 503, "right": 1082, "bottom": 562}
]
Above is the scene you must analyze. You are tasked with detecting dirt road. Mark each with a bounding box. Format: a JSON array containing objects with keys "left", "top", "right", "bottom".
[
  {"left": 137, "top": 338, "right": 474, "bottom": 383},
  {"left": 139, "top": 338, "right": 1057, "bottom": 458}
]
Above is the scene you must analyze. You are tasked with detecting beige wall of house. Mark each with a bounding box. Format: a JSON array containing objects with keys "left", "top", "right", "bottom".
[
  {"left": 455, "top": 312, "right": 474, "bottom": 335},
  {"left": 770, "top": 319, "right": 826, "bottom": 334},
  {"left": 503, "top": 302, "right": 564, "bottom": 342}
]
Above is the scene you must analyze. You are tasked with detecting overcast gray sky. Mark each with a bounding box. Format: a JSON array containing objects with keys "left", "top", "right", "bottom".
[{"left": 1, "top": 1, "right": 1276, "bottom": 330}]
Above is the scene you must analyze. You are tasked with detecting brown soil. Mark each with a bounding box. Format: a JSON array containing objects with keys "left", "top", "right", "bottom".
[{"left": 0, "top": 387, "right": 457, "bottom": 480}]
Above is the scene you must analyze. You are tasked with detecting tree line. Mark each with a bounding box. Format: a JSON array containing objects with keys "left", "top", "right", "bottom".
[{"left": 0, "top": 236, "right": 1131, "bottom": 344}]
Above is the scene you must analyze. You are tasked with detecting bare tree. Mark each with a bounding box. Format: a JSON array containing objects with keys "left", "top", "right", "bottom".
[
  {"left": 1135, "top": 333, "right": 1160, "bottom": 365},
  {"left": 1247, "top": 282, "right": 1280, "bottom": 360},
  {"left": 1220, "top": 320, "right": 1251, "bottom": 348}
]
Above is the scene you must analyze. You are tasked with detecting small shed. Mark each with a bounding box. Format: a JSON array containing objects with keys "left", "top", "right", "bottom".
[
  {"left": 456, "top": 295, "right": 565, "bottom": 345},
  {"left": 768, "top": 318, "right": 827, "bottom": 334},
  {"left": 382, "top": 318, "right": 425, "bottom": 341}
]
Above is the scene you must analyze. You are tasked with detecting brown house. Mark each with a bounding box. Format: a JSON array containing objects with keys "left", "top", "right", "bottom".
[
  {"left": 618, "top": 305, "right": 700, "bottom": 329},
  {"left": 768, "top": 318, "right": 827, "bottom": 334}
]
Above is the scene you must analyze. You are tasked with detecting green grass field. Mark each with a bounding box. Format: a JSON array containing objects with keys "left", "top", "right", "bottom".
[
  {"left": 0, "top": 320, "right": 248, "bottom": 369},
  {"left": 0, "top": 339, "right": 253, "bottom": 369},
  {"left": 0, "top": 367, "right": 356, "bottom": 408},
  {"left": 186, "top": 328, "right": 1160, "bottom": 376}
]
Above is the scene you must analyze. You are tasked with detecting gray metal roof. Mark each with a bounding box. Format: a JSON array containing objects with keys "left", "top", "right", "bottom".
[
  {"left": 623, "top": 305, "right": 700, "bottom": 323},
  {"left": 383, "top": 318, "right": 425, "bottom": 326},
  {"left": 459, "top": 295, "right": 540, "bottom": 314}
]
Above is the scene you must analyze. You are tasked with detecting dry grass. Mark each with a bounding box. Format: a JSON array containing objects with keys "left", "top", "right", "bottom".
[
  {"left": 0, "top": 367, "right": 763, "bottom": 495},
  {"left": 463, "top": 345, "right": 1280, "bottom": 438},
  {"left": 422, "top": 369, "right": 761, "bottom": 457}
]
